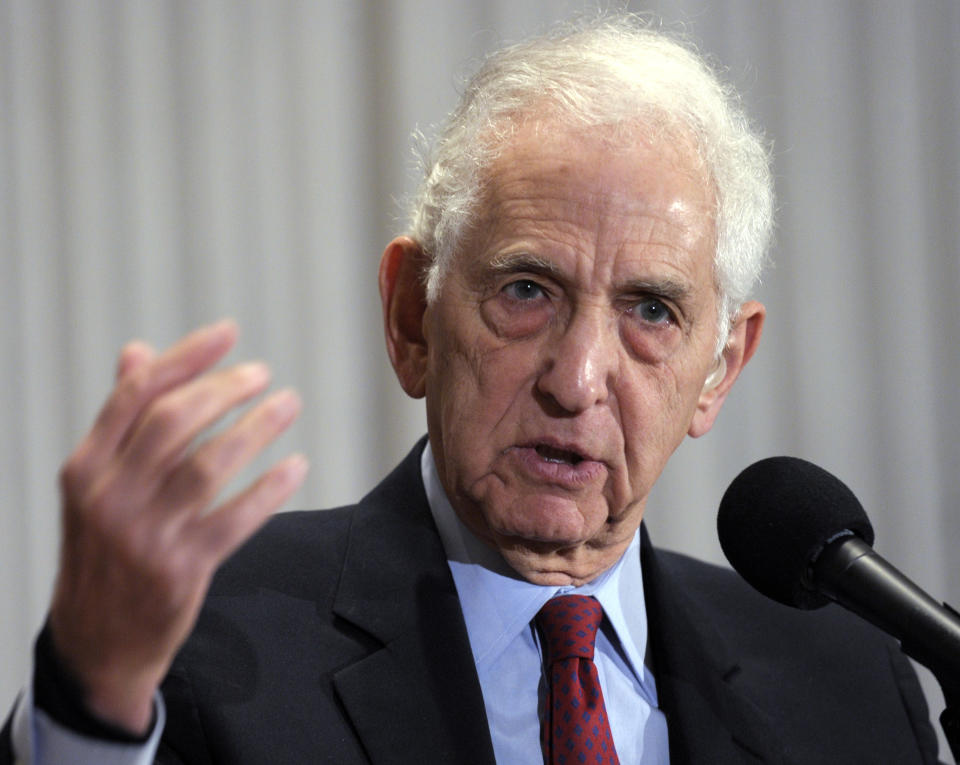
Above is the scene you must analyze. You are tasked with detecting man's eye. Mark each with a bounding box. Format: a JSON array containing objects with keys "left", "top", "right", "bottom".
[
  {"left": 633, "top": 298, "right": 674, "bottom": 324},
  {"left": 502, "top": 279, "right": 545, "bottom": 301}
]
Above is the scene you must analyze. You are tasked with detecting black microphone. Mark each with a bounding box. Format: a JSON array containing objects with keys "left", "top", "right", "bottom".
[{"left": 717, "top": 456, "right": 960, "bottom": 681}]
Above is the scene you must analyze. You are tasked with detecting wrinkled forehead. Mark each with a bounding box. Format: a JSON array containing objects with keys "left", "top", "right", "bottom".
[
  {"left": 480, "top": 108, "right": 714, "bottom": 190},
  {"left": 462, "top": 118, "right": 718, "bottom": 271}
]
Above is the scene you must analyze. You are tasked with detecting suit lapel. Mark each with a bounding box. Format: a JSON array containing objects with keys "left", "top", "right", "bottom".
[
  {"left": 330, "top": 444, "right": 496, "bottom": 765},
  {"left": 641, "top": 527, "right": 796, "bottom": 765}
]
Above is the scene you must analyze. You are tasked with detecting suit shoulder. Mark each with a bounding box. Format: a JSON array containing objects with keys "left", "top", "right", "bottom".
[
  {"left": 652, "top": 547, "right": 938, "bottom": 763},
  {"left": 209, "top": 506, "right": 357, "bottom": 598},
  {"left": 654, "top": 546, "right": 887, "bottom": 646}
]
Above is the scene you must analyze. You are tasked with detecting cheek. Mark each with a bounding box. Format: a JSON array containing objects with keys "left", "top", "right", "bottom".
[
  {"left": 426, "top": 320, "right": 532, "bottom": 442},
  {"left": 426, "top": 341, "right": 542, "bottom": 511},
  {"left": 618, "top": 366, "right": 702, "bottom": 477}
]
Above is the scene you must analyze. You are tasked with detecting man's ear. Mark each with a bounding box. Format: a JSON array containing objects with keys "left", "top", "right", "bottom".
[
  {"left": 688, "top": 300, "right": 765, "bottom": 438},
  {"left": 379, "top": 236, "right": 430, "bottom": 399}
]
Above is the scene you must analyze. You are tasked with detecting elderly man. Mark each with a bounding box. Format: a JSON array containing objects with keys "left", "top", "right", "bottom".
[{"left": 1, "top": 15, "right": 940, "bottom": 765}]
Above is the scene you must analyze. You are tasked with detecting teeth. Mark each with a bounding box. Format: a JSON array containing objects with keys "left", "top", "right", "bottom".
[{"left": 535, "top": 444, "right": 583, "bottom": 465}]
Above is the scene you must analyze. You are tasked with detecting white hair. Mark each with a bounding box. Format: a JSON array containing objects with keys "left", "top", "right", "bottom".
[{"left": 407, "top": 14, "right": 774, "bottom": 351}]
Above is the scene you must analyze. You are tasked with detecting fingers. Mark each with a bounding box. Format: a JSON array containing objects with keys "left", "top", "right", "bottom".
[
  {"left": 118, "top": 361, "right": 273, "bottom": 488},
  {"left": 156, "top": 387, "right": 303, "bottom": 519},
  {"left": 115, "top": 340, "right": 156, "bottom": 382},
  {"left": 192, "top": 452, "right": 309, "bottom": 564},
  {"left": 83, "top": 320, "right": 239, "bottom": 471}
]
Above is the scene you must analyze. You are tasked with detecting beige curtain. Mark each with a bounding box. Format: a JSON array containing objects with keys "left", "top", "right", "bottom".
[{"left": 2, "top": 0, "right": 957, "bottom": 757}]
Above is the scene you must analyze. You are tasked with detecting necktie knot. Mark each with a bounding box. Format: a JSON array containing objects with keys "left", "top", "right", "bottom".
[{"left": 536, "top": 594, "right": 603, "bottom": 663}]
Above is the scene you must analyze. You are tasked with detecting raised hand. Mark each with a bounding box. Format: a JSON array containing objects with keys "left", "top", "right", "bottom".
[{"left": 48, "top": 320, "right": 308, "bottom": 733}]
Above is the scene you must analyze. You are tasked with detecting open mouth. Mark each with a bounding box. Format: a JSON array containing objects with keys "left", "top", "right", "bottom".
[{"left": 535, "top": 444, "right": 585, "bottom": 465}]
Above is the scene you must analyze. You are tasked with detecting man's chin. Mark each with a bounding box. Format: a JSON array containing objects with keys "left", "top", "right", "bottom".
[
  {"left": 496, "top": 546, "right": 612, "bottom": 587},
  {"left": 491, "top": 531, "right": 631, "bottom": 587},
  {"left": 455, "top": 487, "right": 641, "bottom": 582}
]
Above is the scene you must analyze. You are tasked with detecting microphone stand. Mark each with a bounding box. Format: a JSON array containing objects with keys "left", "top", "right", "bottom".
[{"left": 813, "top": 537, "right": 960, "bottom": 761}]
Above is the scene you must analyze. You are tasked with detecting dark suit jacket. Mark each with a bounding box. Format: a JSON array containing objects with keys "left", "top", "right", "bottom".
[
  {"left": 154, "top": 441, "right": 939, "bottom": 764},
  {"left": 1, "top": 441, "right": 941, "bottom": 764}
]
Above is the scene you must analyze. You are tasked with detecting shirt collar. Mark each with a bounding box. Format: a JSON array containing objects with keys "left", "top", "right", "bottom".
[{"left": 420, "top": 442, "right": 652, "bottom": 690}]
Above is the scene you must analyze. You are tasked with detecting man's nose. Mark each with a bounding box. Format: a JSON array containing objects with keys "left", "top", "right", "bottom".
[{"left": 535, "top": 309, "right": 617, "bottom": 414}]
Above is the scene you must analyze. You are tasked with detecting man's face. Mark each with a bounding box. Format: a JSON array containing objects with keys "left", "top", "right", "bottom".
[{"left": 389, "top": 123, "right": 757, "bottom": 585}]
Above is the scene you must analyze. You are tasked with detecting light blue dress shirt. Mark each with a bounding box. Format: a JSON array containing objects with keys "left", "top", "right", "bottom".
[{"left": 421, "top": 443, "right": 670, "bottom": 764}]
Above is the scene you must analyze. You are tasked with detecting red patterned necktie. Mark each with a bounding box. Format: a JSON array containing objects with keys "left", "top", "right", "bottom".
[{"left": 536, "top": 594, "right": 620, "bottom": 765}]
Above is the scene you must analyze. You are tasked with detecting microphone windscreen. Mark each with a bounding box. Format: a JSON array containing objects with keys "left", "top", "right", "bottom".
[{"left": 717, "top": 456, "right": 874, "bottom": 609}]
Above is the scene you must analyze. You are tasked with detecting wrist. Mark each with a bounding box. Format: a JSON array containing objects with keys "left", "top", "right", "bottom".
[{"left": 34, "top": 621, "right": 157, "bottom": 741}]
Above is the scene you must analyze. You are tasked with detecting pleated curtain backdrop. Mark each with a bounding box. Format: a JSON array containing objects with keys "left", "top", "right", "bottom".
[{"left": 1, "top": 0, "right": 958, "bottom": 758}]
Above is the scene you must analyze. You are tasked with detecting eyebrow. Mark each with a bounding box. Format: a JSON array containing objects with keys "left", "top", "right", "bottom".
[
  {"left": 486, "top": 252, "right": 563, "bottom": 277},
  {"left": 618, "top": 277, "right": 693, "bottom": 303}
]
